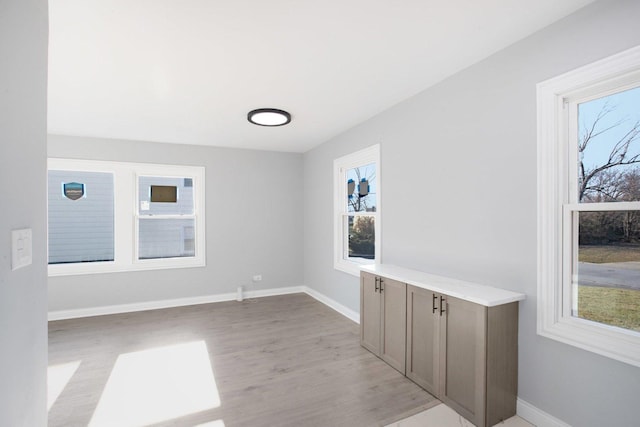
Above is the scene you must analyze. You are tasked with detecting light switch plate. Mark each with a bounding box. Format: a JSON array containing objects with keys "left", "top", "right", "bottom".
[{"left": 12, "top": 228, "right": 32, "bottom": 271}]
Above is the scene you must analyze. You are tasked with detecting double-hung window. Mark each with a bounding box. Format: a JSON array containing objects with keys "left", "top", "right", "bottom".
[
  {"left": 48, "top": 159, "right": 205, "bottom": 275},
  {"left": 137, "top": 175, "right": 197, "bottom": 261},
  {"left": 334, "top": 145, "right": 380, "bottom": 276},
  {"left": 538, "top": 46, "right": 640, "bottom": 367}
]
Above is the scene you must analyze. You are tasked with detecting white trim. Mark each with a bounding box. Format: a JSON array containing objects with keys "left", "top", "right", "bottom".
[
  {"left": 303, "top": 287, "right": 360, "bottom": 324},
  {"left": 563, "top": 201, "right": 640, "bottom": 211},
  {"left": 47, "top": 285, "right": 361, "bottom": 325},
  {"left": 48, "top": 286, "right": 305, "bottom": 321},
  {"left": 517, "top": 398, "right": 571, "bottom": 427},
  {"left": 537, "top": 44, "right": 640, "bottom": 368},
  {"left": 48, "top": 286, "right": 360, "bottom": 324},
  {"left": 333, "top": 144, "right": 381, "bottom": 277}
]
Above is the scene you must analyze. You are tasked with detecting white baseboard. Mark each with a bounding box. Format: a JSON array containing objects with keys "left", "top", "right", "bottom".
[
  {"left": 517, "top": 398, "right": 571, "bottom": 427},
  {"left": 48, "top": 285, "right": 359, "bottom": 324},
  {"left": 302, "top": 286, "right": 360, "bottom": 324},
  {"left": 246, "top": 286, "right": 306, "bottom": 299},
  {"left": 48, "top": 286, "right": 305, "bottom": 321}
]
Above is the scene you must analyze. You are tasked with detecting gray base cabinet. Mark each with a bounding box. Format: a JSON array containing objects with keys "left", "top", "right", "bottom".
[
  {"left": 441, "top": 295, "right": 520, "bottom": 427},
  {"left": 360, "top": 272, "right": 406, "bottom": 374},
  {"left": 364, "top": 269, "right": 521, "bottom": 427}
]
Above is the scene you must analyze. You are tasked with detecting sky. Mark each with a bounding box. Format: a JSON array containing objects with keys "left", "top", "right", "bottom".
[{"left": 579, "top": 85, "right": 640, "bottom": 174}]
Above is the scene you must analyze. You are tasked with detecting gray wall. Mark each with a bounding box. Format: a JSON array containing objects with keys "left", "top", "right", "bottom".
[
  {"left": 48, "top": 135, "right": 303, "bottom": 311},
  {"left": 0, "top": 0, "right": 49, "bottom": 425},
  {"left": 303, "top": 0, "right": 640, "bottom": 426}
]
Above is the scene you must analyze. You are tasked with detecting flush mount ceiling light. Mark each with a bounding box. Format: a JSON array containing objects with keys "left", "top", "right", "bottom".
[{"left": 247, "top": 108, "right": 291, "bottom": 127}]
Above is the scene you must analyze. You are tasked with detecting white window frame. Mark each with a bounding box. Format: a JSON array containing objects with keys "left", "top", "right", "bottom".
[
  {"left": 333, "top": 144, "right": 381, "bottom": 276},
  {"left": 48, "top": 158, "right": 206, "bottom": 276},
  {"left": 537, "top": 45, "right": 640, "bottom": 367}
]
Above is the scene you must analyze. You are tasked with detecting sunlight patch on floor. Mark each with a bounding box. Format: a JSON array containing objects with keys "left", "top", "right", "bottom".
[
  {"left": 48, "top": 360, "right": 81, "bottom": 411},
  {"left": 89, "top": 340, "right": 220, "bottom": 427}
]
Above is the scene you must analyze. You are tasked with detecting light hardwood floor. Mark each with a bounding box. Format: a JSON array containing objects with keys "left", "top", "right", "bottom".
[{"left": 48, "top": 293, "right": 437, "bottom": 427}]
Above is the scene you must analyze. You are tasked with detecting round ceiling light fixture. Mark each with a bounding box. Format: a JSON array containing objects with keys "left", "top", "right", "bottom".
[{"left": 247, "top": 108, "right": 291, "bottom": 127}]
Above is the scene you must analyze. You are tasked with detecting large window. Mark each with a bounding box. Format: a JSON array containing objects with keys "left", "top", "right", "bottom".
[
  {"left": 48, "top": 159, "right": 205, "bottom": 275},
  {"left": 334, "top": 145, "right": 380, "bottom": 276},
  {"left": 537, "top": 46, "right": 640, "bottom": 367}
]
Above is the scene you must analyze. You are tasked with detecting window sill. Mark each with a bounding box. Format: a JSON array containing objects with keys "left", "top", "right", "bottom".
[
  {"left": 48, "top": 258, "right": 206, "bottom": 277},
  {"left": 334, "top": 259, "right": 374, "bottom": 277},
  {"left": 538, "top": 314, "right": 640, "bottom": 368}
]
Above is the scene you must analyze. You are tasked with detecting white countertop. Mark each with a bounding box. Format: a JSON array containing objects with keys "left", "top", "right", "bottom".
[{"left": 361, "top": 264, "right": 526, "bottom": 307}]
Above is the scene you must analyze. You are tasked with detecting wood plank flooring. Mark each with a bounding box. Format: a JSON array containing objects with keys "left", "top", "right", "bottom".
[{"left": 48, "top": 293, "right": 437, "bottom": 427}]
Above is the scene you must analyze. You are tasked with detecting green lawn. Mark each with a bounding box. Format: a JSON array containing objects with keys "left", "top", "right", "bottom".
[
  {"left": 578, "top": 244, "right": 640, "bottom": 263},
  {"left": 577, "top": 245, "right": 640, "bottom": 331},
  {"left": 578, "top": 286, "right": 640, "bottom": 332}
]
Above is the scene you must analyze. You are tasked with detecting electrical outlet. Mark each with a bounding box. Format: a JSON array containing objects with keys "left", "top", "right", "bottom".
[
  {"left": 12, "top": 228, "right": 32, "bottom": 271},
  {"left": 252, "top": 275, "right": 262, "bottom": 282}
]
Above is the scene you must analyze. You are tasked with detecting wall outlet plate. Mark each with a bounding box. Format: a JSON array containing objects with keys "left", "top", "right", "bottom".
[
  {"left": 252, "top": 274, "right": 262, "bottom": 282},
  {"left": 12, "top": 228, "right": 32, "bottom": 271}
]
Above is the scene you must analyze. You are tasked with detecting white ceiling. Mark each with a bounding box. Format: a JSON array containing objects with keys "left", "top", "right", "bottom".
[{"left": 48, "top": 0, "right": 594, "bottom": 153}]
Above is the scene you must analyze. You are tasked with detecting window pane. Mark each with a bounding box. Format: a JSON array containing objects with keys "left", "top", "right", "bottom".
[
  {"left": 139, "top": 218, "right": 195, "bottom": 259},
  {"left": 139, "top": 176, "right": 194, "bottom": 215},
  {"left": 575, "top": 211, "right": 640, "bottom": 332},
  {"left": 347, "top": 163, "right": 377, "bottom": 212},
  {"left": 346, "top": 216, "right": 375, "bottom": 261},
  {"left": 578, "top": 86, "right": 640, "bottom": 203},
  {"left": 48, "top": 171, "right": 114, "bottom": 264}
]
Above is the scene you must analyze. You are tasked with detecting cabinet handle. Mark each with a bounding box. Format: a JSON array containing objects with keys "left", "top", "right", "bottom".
[
  {"left": 432, "top": 294, "right": 438, "bottom": 314},
  {"left": 374, "top": 277, "right": 379, "bottom": 293},
  {"left": 379, "top": 279, "right": 384, "bottom": 293},
  {"left": 440, "top": 295, "right": 446, "bottom": 316}
]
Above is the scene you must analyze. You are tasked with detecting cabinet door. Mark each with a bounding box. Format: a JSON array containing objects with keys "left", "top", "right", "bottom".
[
  {"left": 406, "top": 286, "right": 440, "bottom": 395},
  {"left": 360, "top": 272, "right": 381, "bottom": 355},
  {"left": 440, "top": 295, "right": 487, "bottom": 427},
  {"left": 380, "top": 277, "right": 407, "bottom": 374},
  {"left": 485, "top": 302, "right": 519, "bottom": 427}
]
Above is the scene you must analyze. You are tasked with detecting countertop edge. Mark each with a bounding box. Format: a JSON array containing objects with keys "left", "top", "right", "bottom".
[{"left": 361, "top": 264, "right": 526, "bottom": 307}]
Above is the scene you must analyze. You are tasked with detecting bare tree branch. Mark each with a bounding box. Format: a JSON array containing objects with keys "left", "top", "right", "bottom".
[
  {"left": 578, "top": 102, "right": 640, "bottom": 201},
  {"left": 579, "top": 102, "right": 625, "bottom": 152}
]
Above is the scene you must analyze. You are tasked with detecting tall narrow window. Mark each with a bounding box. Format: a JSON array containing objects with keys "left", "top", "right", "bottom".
[
  {"left": 569, "top": 86, "right": 640, "bottom": 332},
  {"left": 538, "top": 46, "right": 640, "bottom": 367},
  {"left": 334, "top": 145, "right": 380, "bottom": 276}
]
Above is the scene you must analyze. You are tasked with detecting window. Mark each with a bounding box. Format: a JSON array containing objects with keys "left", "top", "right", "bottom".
[
  {"left": 137, "top": 176, "right": 196, "bottom": 260},
  {"left": 334, "top": 145, "right": 380, "bottom": 276},
  {"left": 537, "top": 46, "right": 640, "bottom": 367},
  {"left": 48, "top": 159, "right": 205, "bottom": 275},
  {"left": 48, "top": 170, "right": 115, "bottom": 264}
]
